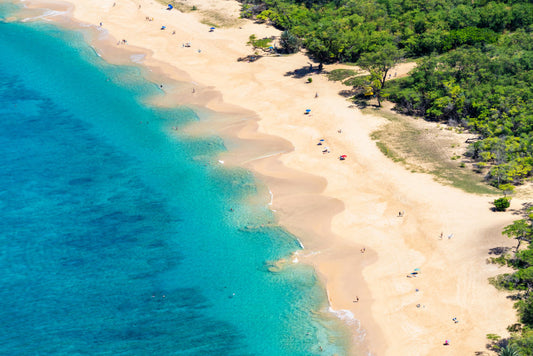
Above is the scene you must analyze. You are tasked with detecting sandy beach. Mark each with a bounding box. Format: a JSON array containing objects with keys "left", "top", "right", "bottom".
[{"left": 14, "top": 0, "right": 527, "bottom": 354}]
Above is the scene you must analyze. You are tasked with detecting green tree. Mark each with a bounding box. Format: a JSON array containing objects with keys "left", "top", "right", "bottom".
[
  {"left": 279, "top": 30, "right": 301, "bottom": 54},
  {"left": 499, "top": 183, "right": 516, "bottom": 197},
  {"left": 357, "top": 43, "right": 403, "bottom": 106},
  {"left": 511, "top": 329, "right": 533, "bottom": 356},
  {"left": 494, "top": 197, "right": 511, "bottom": 212},
  {"left": 503, "top": 219, "right": 532, "bottom": 252},
  {"left": 515, "top": 269, "right": 533, "bottom": 297}
]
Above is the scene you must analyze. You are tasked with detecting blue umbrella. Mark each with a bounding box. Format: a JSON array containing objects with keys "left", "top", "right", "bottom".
[
  {"left": 319, "top": 139, "right": 325, "bottom": 141},
  {"left": 161, "top": 26, "right": 166, "bottom": 30},
  {"left": 167, "top": 4, "right": 173, "bottom": 9},
  {"left": 305, "top": 109, "right": 311, "bottom": 113},
  {"left": 210, "top": 27, "right": 215, "bottom": 30}
]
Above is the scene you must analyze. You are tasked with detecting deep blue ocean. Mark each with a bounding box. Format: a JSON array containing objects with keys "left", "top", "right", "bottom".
[{"left": 0, "top": 3, "right": 348, "bottom": 355}]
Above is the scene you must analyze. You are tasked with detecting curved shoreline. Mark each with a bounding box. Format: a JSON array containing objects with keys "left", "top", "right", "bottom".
[{"left": 12, "top": 0, "right": 525, "bottom": 354}]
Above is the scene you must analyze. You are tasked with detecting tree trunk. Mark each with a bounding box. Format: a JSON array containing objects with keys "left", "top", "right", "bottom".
[{"left": 381, "top": 69, "right": 389, "bottom": 89}]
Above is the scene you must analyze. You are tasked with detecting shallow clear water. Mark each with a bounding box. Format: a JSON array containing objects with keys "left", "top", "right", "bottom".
[{"left": 0, "top": 4, "right": 348, "bottom": 355}]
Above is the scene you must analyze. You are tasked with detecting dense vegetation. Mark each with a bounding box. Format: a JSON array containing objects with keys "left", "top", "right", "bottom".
[
  {"left": 240, "top": 0, "right": 532, "bottom": 61},
  {"left": 239, "top": 0, "right": 533, "bottom": 186},
  {"left": 386, "top": 31, "right": 532, "bottom": 187},
  {"left": 491, "top": 209, "right": 533, "bottom": 355}
]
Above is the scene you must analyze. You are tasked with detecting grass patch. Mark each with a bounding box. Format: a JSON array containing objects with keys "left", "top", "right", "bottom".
[
  {"left": 157, "top": 0, "right": 193, "bottom": 12},
  {"left": 343, "top": 75, "right": 368, "bottom": 87},
  {"left": 366, "top": 107, "right": 498, "bottom": 195},
  {"left": 327, "top": 69, "right": 358, "bottom": 82},
  {"left": 375, "top": 141, "right": 404, "bottom": 163},
  {"left": 248, "top": 34, "right": 273, "bottom": 49},
  {"left": 199, "top": 9, "right": 243, "bottom": 28},
  {"left": 156, "top": 0, "right": 243, "bottom": 28}
]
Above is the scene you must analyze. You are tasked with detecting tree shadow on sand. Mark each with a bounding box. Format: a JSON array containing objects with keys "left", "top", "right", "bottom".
[
  {"left": 284, "top": 64, "right": 322, "bottom": 78},
  {"left": 237, "top": 54, "right": 263, "bottom": 62},
  {"left": 338, "top": 89, "right": 356, "bottom": 98},
  {"left": 510, "top": 202, "right": 533, "bottom": 217},
  {"left": 488, "top": 246, "right": 512, "bottom": 255}
]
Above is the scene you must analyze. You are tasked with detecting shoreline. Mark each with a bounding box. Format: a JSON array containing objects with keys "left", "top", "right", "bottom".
[{"left": 11, "top": 0, "right": 526, "bottom": 354}]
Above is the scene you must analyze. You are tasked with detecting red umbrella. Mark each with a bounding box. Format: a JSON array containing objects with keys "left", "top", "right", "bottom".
[{"left": 339, "top": 155, "right": 347, "bottom": 160}]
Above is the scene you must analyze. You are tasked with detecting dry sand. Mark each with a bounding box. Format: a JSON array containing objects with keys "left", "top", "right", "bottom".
[{"left": 15, "top": 0, "right": 527, "bottom": 354}]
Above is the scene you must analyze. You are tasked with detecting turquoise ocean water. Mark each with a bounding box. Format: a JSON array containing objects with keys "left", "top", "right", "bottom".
[{"left": 0, "top": 3, "right": 349, "bottom": 355}]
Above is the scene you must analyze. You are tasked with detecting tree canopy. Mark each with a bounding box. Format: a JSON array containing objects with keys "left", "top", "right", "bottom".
[
  {"left": 357, "top": 44, "right": 403, "bottom": 106},
  {"left": 492, "top": 211, "right": 533, "bottom": 354},
  {"left": 385, "top": 31, "right": 533, "bottom": 186}
]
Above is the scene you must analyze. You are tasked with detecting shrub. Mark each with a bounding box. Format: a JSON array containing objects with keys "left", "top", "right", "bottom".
[
  {"left": 499, "top": 344, "right": 521, "bottom": 356},
  {"left": 494, "top": 197, "right": 511, "bottom": 211},
  {"left": 279, "top": 30, "right": 301, "bottom": 54},
  {"left": 247, "top": 34, "right": 272, "bottom": 49}
]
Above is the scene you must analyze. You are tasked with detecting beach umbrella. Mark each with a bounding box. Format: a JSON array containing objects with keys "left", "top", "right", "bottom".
[
  {"left": 161, "top": 26, "right": 166, "bottom": 30},
  {"left": 319, "top": 139, "right": 325, "bottom": 141},
  {"left": 339, "top": 155, "right": 347, "bottom": 160},
  {"left": 167, "top": 4, "right": 173, "bottom": 9},
  {"left": 305, "top": 109, "right": 311, "bottom": 114},
  {"left": 414, "top": 268, "right": 420, "bottom": 271},
  {"left": 210, "top": 27, "right": 215, "bottom": 30}
]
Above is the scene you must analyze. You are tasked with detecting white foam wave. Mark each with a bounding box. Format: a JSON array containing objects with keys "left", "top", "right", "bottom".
[
  {"left": 21, "top": 9, "right": 67, "bottom": 22},
  {"left": 328, "top": 307, "right": 359, "bottom": 326},
  {"left": 130, "top": 54, "right": 146, "bottom": 63},
  {"left": 328, "top": 306, "right": 368, "bottom": 345},
  {"left": 241, "top": 150, "right": 286, "bottom": 164},
  {"left": 299, "top": 250, "right": 321, "bottom": 258},
  {"left": 218, "top": 160, "right": 224, "bottom": 164}
]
